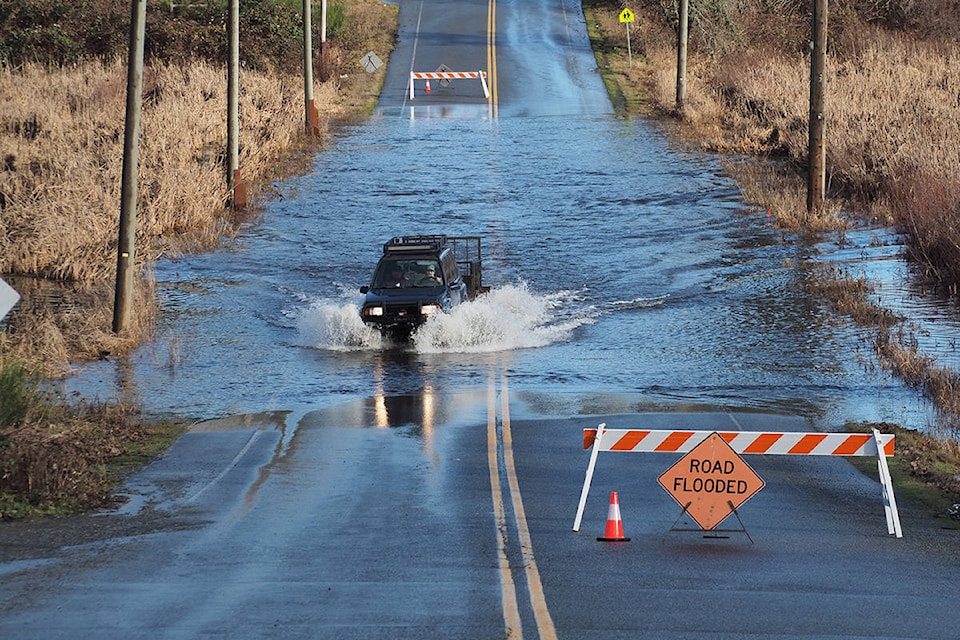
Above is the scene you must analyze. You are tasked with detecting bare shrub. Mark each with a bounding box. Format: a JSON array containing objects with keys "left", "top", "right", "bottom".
[
  {"left": 0, "top": 399, "right": 160, "bottom": 514},
  {"left": 883, "top": 170, "right": 960, "bottom": 289}
]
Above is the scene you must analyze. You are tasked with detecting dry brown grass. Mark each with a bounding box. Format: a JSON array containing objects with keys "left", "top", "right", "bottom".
[
  {"left": 707, "top": 32, "right": 960, "bottom": 231},
  {"left": 0, "top": 0, "right": 397, "bottom": 518},
  {"left": 0, "top": 0, "right": 397, "bottom": 371},
  {"left": 727, "top": 157, "right": 845, "bottom": 231},
  {"left": 0, "top": 60, "right": 305, "bottom": 281},
  {"left": 588, "top": 5, "right": 960, "bottom": 240},
  {"left": 0, "top": 59, "right": 306, "bottom": 367}
]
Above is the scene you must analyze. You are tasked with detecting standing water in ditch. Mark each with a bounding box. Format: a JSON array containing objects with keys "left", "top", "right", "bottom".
[{"left": 64, "top": 109, "right": 934, "bottom": 431}]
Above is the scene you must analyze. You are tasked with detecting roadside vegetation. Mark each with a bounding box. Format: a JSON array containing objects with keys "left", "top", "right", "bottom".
[
  {"left": 0, "top": 0, "right": 397, "bottom": 517},
  {"left": 0, "top": 358, "right": 186, "bottom": 518},
  {"left": 585, "top": 0, "right": 960, "bottom": 257},
  {"left": 582, "top": 0, "right": 960, "bottom": 518}
]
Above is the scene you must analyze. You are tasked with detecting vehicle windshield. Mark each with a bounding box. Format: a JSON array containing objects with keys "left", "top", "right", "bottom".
[{"left": 373, "top": 259, "right": 443, "bottom": 289}]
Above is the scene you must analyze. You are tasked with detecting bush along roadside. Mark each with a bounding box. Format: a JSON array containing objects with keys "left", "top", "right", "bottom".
[{"left": 0, "top": 358, "right": 188, "bottom": 519}]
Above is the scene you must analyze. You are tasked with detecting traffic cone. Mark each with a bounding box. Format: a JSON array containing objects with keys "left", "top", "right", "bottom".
[
  {"left": 425, "top": 79, "right": 431, "bottom": 93},
  {"left": 597, "top": 491, "right": 630, "bottom": 542}
]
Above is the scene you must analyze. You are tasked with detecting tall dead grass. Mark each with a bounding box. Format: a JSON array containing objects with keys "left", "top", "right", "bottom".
[
  {"left": 0, "top": 60, "right": 310, "bottom": 366},
  {"left": 595, "top": 5, "right": 960, "bottom": 239},
  {"left": 0, "top": 59, "right": 309, "bottom": 282},
  {"left": 0, "top": 0, "right": 397, "bottom": 370},
  {"left": 692, "top": 32, "right": 960, "bottom": 233}
]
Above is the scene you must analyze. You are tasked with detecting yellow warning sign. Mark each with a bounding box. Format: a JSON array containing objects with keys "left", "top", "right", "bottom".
[{"left": 619, "top": 8, "right": 635, "bottom": 23}]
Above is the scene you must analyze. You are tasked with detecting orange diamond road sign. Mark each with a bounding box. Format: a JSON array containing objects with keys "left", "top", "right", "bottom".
[{"left": 657, "top": 432, "right": 765, "bottom": 531}]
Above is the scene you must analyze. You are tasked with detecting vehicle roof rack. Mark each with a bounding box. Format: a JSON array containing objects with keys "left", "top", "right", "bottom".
[{"left": 383, "top": 235, "right": 448, "bottom": 254}]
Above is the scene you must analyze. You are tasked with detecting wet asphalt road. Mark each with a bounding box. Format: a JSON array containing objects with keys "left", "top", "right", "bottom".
[
  {"left": 1, "top": 388, "right": 958, "bottom": 638},
  {"left": 3, "top": 0, "right": 960, "bottom": 638}
]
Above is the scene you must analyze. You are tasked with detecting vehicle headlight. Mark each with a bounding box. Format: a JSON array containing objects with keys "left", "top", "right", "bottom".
[
  {"left": 420, "top": 304, "right": 441, "bottom": 316},
  {"left": 363, "top": 306, "right": 384, "bottom": 317}
]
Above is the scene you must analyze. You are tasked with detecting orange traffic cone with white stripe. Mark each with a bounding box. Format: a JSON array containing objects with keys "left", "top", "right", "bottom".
[
  {"left": 597, "top": 491, "right": 630, "bottom": 542},
  {"left": 425, "top": 79, "right": 431, "bottom": 93}
]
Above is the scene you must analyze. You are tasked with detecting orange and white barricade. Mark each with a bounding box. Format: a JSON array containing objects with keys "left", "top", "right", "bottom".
[
  {"left": 573, "top": 424, "right": 901, "bottom": 537},
  {"left": 410, "top": 70, "right": 489, "bottom": 100}
]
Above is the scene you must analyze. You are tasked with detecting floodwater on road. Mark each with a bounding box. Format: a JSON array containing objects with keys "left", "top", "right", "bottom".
[{"left": 64, "top": 108, "right": 936, "bottom": 434}]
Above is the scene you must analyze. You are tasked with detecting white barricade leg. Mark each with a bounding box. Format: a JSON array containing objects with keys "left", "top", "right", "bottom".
[
  {"left": 573, "top": 423, "right": 606, "bottom": 531},
  {"left": 409, "top": 72, "right": 415, "bottom": 100},
  {"left": 873, "top": 428, "right": 902, "bottom": 538},
  {"left": 479, "top": 71, "right": 490, "bottom": 99}
]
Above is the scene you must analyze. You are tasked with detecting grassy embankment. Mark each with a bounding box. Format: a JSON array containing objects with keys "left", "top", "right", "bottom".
[
  {"left": 0, "top": 0, "right": 397, "bottom": 518},
  {"left": 582, "top": 0, "right": 960, "bottom": 519}
]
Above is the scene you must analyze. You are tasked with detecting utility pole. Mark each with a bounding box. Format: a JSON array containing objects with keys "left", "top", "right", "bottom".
[
  {"left": 303, "top": 0, "right": 319, "bottom": 135},
  {"left": 113, "top": 0, "right": 147, "bottom": 335},
  {"left": 320, "top": 0, "right": 329, "bottom": 67},
  {"left": 676, "top": 0, "right": 689, "bottom": 112},
  {"left": 807, "top": 0, "right": 828, "bottom": 217},
  {"left": 227, "top": 0, "right": 247, "bottom": 208}
]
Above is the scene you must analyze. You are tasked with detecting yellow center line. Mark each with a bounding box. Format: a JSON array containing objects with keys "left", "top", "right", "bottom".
[
  {"left": 487, "top": 0, "right": 498, "bottom": 117},
  {"left": 500, "top": 372, "right": 557, "bottom": 640},
  {"left": 488, "top": 372, "right": 523, "bottom": 639}
]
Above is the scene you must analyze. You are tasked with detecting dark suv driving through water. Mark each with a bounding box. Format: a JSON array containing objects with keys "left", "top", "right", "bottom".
[{"left": 359, "top": 235, "right": 486, "bottom": 341}]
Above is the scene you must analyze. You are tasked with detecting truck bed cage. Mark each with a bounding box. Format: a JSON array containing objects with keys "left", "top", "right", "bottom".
[{"left": 383, "top": 235, "right": 448, "bottom": 254}]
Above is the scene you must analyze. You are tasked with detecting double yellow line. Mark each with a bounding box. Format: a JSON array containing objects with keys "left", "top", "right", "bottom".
[
  {"left": 487, "top": 371, "right": 556, "bottom": 639},
  {"left": 486, "top": 0, "right": 499, "bottom": 117}
]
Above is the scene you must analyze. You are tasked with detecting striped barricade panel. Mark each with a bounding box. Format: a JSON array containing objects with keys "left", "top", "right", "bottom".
[
  {"left": 412, "top": 71, "right": 487, "bottom": 79},
  {"left": 582, "top": 428, "right": 895, "bottom": 457}
]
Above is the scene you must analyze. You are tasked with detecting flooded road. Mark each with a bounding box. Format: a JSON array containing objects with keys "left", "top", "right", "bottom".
[
  {"left": 57, "top": 0, "right": 935, "bottom": 432},
  {"left": 67, "top": 113, "right": 927, "bottom": 432},
  {"left": 9, "top": 1, "right": 960, "bottom": 638}
]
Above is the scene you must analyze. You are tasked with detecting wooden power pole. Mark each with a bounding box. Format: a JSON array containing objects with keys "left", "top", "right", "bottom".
[
  {"left": 676, "top": 0, "right": 689, "bottom": 112},
  {"left": 113, "top": 0, "right": 147, "bottom": 335},
  {"left": 227, "top": 0, "right": 247, "bottom": 208},
  {"left": 807, "top": 0, "right": 828, "bottom": 216},
  {"left": 303, "top": 0, "right": 319, "bottom": 135}
]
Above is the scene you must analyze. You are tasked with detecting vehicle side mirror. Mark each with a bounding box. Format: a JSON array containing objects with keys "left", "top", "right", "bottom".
[{"left": 360, "top": 286, "right": 369, "bottom": 294}]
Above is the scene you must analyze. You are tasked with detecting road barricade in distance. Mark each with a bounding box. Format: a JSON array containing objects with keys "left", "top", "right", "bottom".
[{"left": 410, "top": 71, "right": 490, "bottom": 100}]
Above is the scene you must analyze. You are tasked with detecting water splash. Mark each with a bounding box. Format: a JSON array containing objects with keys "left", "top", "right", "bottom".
[
  {"left": 295, "top": 283, "right": 618, "bottom": 353},
  {"left": 413, "top": 283, "right": 593, "bottom": 352},
  {"left": 295, "top": 299, "right": 385, "bottom": 351}
]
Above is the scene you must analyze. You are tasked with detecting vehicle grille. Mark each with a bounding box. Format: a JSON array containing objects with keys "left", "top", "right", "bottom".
[{"left": 384, "top": 303, "right": 422, "bottom": 322}]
